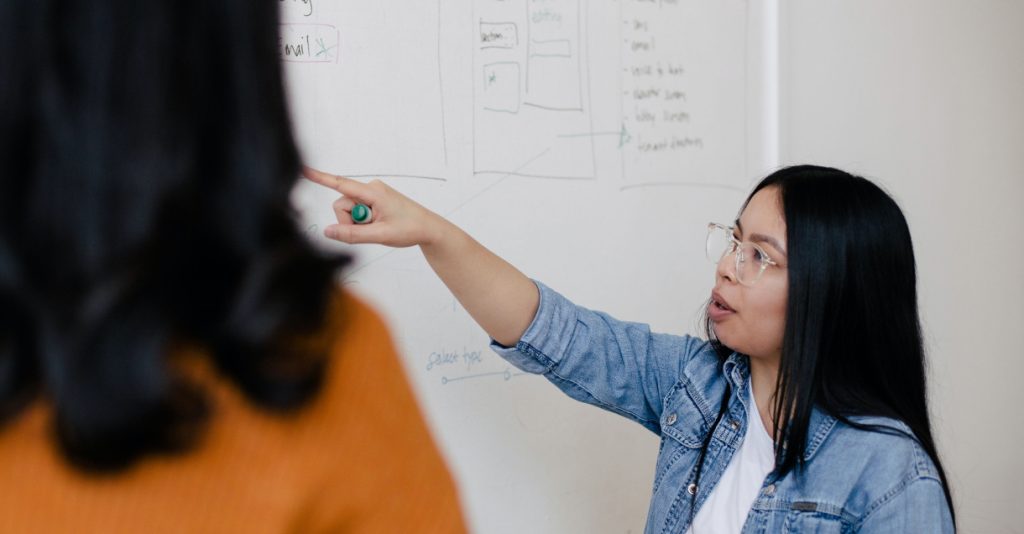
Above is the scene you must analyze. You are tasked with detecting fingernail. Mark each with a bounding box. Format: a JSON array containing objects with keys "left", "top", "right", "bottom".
[{"left": 324, "top": 228, "right": 337, "bottom": 239}]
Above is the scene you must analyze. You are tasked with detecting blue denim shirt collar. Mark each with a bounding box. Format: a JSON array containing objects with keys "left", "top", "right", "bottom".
[
  {"left": 722, "top": 353, "right": 837, "bottom": 462},
  {"left": 721, "top": 352, "right": 748, "bottom": 391}
]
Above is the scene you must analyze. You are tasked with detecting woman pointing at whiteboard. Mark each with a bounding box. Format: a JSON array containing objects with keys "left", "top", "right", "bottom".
[{"left": 307, "top": 164, "right": 955, "bottom": 533}]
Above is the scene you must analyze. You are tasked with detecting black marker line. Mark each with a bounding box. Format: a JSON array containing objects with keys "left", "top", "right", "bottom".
[
  {"left": 437, "top": 0, "right": 449, "bottom": 166},
  {"left": 473, "top": 170, "right": 595, "bottom": 180},
  {"left": 483, "top": 107, "right": 520, "bottom": 115},
  {"left": 619, "top": 182, "right": 746, "bottom": 193},
  {"left": 583, "top": 0, "right": 596, "bottom": 179},
  {"left": 442, "top": 368, "right": 527, "bottom": 385},
  {"left": 521, "top": 102, "right": 585, "bottom": 112}
]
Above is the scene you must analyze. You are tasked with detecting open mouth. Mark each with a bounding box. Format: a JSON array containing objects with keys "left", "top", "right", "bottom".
[
  {"left": 709, "top": 291, "right": 736, "bottom": 319},
  {"left": 711, "top": 291, "right": 735, "bottom": 312}
]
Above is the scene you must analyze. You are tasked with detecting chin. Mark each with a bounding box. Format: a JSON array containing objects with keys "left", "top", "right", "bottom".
[{"left": 712, "top": 326, "right": 742, "bottom": 353}]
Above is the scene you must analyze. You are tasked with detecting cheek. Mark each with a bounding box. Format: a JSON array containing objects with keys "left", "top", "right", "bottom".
[
  {"left": 758, "top": 296, "right": 787, "bottom": 347},
  {"left": 715, "top": 282, "right": 787, "bottom": 356},
  {"left": 749, "top": 281, "right": 787, "bottom": 350}
]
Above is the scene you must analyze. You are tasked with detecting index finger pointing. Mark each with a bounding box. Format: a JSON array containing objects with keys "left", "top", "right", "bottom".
[
  {"left": 302, "top": 167, "right": 378, "bottom": 203},
  {"left": 302, "top": 166, "right": 344, "bottom": 190}
]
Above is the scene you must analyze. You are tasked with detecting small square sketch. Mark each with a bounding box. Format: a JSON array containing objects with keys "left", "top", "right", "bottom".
[{"left": 482, "top": 62, "right": 521, "bottom": 113}]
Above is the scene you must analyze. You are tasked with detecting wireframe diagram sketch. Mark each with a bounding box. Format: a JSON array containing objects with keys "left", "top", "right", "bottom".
[{"left": 473, "top": 0, "right": 596, "bottom": 179}]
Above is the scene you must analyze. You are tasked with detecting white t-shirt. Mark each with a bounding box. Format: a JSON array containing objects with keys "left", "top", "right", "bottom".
[{"left": 686, "top": 381, "right": 775, "bottom": 534}]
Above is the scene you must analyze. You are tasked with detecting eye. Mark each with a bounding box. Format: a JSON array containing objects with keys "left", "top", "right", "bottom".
[{"left": 752, "top": 247, "right": 767, "bottom": 263}]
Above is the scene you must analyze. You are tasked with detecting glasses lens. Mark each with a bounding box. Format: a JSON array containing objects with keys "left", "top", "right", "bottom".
[
  {"left": 706, "top": 225, "right": 730, "bottom": 263},
  {"left": 736, "top": 242, "right": 768, "bottom": 285}
]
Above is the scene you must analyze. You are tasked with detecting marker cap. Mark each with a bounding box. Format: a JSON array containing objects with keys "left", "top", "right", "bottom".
[{"left": 351, "top": 204, "right": 373, "bottom": 224}]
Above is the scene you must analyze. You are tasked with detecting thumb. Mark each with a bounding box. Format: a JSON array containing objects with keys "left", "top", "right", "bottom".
[{"left": 324, "top": 223, "right": 388, "bottom": 245}]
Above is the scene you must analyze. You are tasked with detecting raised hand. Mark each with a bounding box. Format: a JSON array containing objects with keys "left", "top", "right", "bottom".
[{"left": 302, "top": 167, "right": 445, "bottom": 248}]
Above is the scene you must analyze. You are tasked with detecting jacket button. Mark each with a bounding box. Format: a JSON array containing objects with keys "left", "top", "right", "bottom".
[
  {"left": 729, "top": 419, "right": 740, "bottom": 430},
  {"left": 666, "top": 413, "right": 677, "bottom": 425},
  {"left": 764, "top": 484, "right": 776, "bottom": 496},
  {"left": 687, "top": 483, "right": 698, "bottom": 495}
]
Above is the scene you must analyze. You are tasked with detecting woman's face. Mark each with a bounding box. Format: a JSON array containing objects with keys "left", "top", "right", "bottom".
[{"left": 709, "top": 186, "right": 788, "bottom": 362}]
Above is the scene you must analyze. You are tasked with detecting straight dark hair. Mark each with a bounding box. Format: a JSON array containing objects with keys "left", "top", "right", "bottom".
[
  {"left": 699, "top": 165, "right": 955, "bottom": 524},
  {"left": 0, "top": 0, "right": 349, "bottom": 472}
]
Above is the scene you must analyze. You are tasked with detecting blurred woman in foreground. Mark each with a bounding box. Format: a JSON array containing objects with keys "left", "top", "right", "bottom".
[{"left": 0, "top": 1, "right": 466, "bottom": 532}]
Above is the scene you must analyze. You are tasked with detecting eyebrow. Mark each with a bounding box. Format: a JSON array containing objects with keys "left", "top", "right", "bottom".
[{"left": 734, "top": 219, "right": 787, "bottom": 257}]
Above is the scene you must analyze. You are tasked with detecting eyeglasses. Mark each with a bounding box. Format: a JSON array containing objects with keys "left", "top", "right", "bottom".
[{"left": 706, "top": 222, "right": 779, "bottom": 286}]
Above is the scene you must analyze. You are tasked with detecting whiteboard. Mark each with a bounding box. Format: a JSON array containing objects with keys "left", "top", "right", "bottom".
[{"left": 283, "top": 1, "right": 774, "bottom": 532}]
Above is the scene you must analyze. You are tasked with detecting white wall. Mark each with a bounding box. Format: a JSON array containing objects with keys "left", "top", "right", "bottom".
[{"left": 780, "top": 2, "right": 1024, "bottom": 532}]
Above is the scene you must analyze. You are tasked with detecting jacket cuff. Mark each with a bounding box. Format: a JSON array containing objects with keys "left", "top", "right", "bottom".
[{"left": 489, "top": 280, "right": 578, "bottom": 374}]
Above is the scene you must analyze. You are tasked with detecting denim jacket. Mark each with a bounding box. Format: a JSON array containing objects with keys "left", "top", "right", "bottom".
[{"left": 491, "top": 282, "right": 954, "bottom": 533}]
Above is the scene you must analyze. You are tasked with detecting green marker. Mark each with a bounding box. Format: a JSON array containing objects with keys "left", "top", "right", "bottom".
[{"left": 351, "top": 203, "right": 373, "bottom": 224}]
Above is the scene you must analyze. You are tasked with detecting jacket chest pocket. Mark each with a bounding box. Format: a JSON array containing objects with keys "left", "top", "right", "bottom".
[
  {"left": 652, "top": 388, "right": 709, "bottom": 494},
  {"left": 753, "top": 502, "right": 850, "bottom": 534},
  {"left": 782, "top": 511, "right": 848, "bottom": 533}
]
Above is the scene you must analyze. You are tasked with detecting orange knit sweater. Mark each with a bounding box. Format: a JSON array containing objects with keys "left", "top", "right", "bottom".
[{"left": 0, "top": 291, "right": 468, "bottom": 533}]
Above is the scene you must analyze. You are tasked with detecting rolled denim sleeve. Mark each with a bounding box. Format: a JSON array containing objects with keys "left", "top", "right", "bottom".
[
  {"left": 854, "top": 477, "right": 954, "bottom": 533},
  {"left": 490, "top": 281, "right": 708, "bottom": 434}
]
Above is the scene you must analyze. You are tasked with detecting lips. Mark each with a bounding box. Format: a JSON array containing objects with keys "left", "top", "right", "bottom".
[
  {"left": 709, "top": 290, "right": 736, "bottom": 320},
  {"left": 711, "top": 290, "right": 735, "bottom": 311}
]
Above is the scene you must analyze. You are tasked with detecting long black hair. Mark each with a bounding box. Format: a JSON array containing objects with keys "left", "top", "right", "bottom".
[
  {"left": 0, "top": 0, "right": 349, "bottom": 472},
  {"left": 698, "top": 165, "right": 955, "bottom": 523}
]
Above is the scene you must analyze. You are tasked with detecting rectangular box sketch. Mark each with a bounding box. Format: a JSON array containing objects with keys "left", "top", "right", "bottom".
[
  {"left": 480, "top": 22, "right": 519, "bottom": 49},
  {"left": 530, "top": 39, "right": 572, "bottom": 58},
  {"left": 474, "top": 0, "right": 595, "bottom": 179}
]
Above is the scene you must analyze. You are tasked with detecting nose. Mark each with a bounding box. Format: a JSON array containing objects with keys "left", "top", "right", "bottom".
[{"left": 716, "top": 247, "right": 737, "bottom": 284}]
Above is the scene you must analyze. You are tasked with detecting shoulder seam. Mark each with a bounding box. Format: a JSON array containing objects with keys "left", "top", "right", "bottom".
[{"left": 854, "top": 475, "right": 943, "bottom": 529}]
